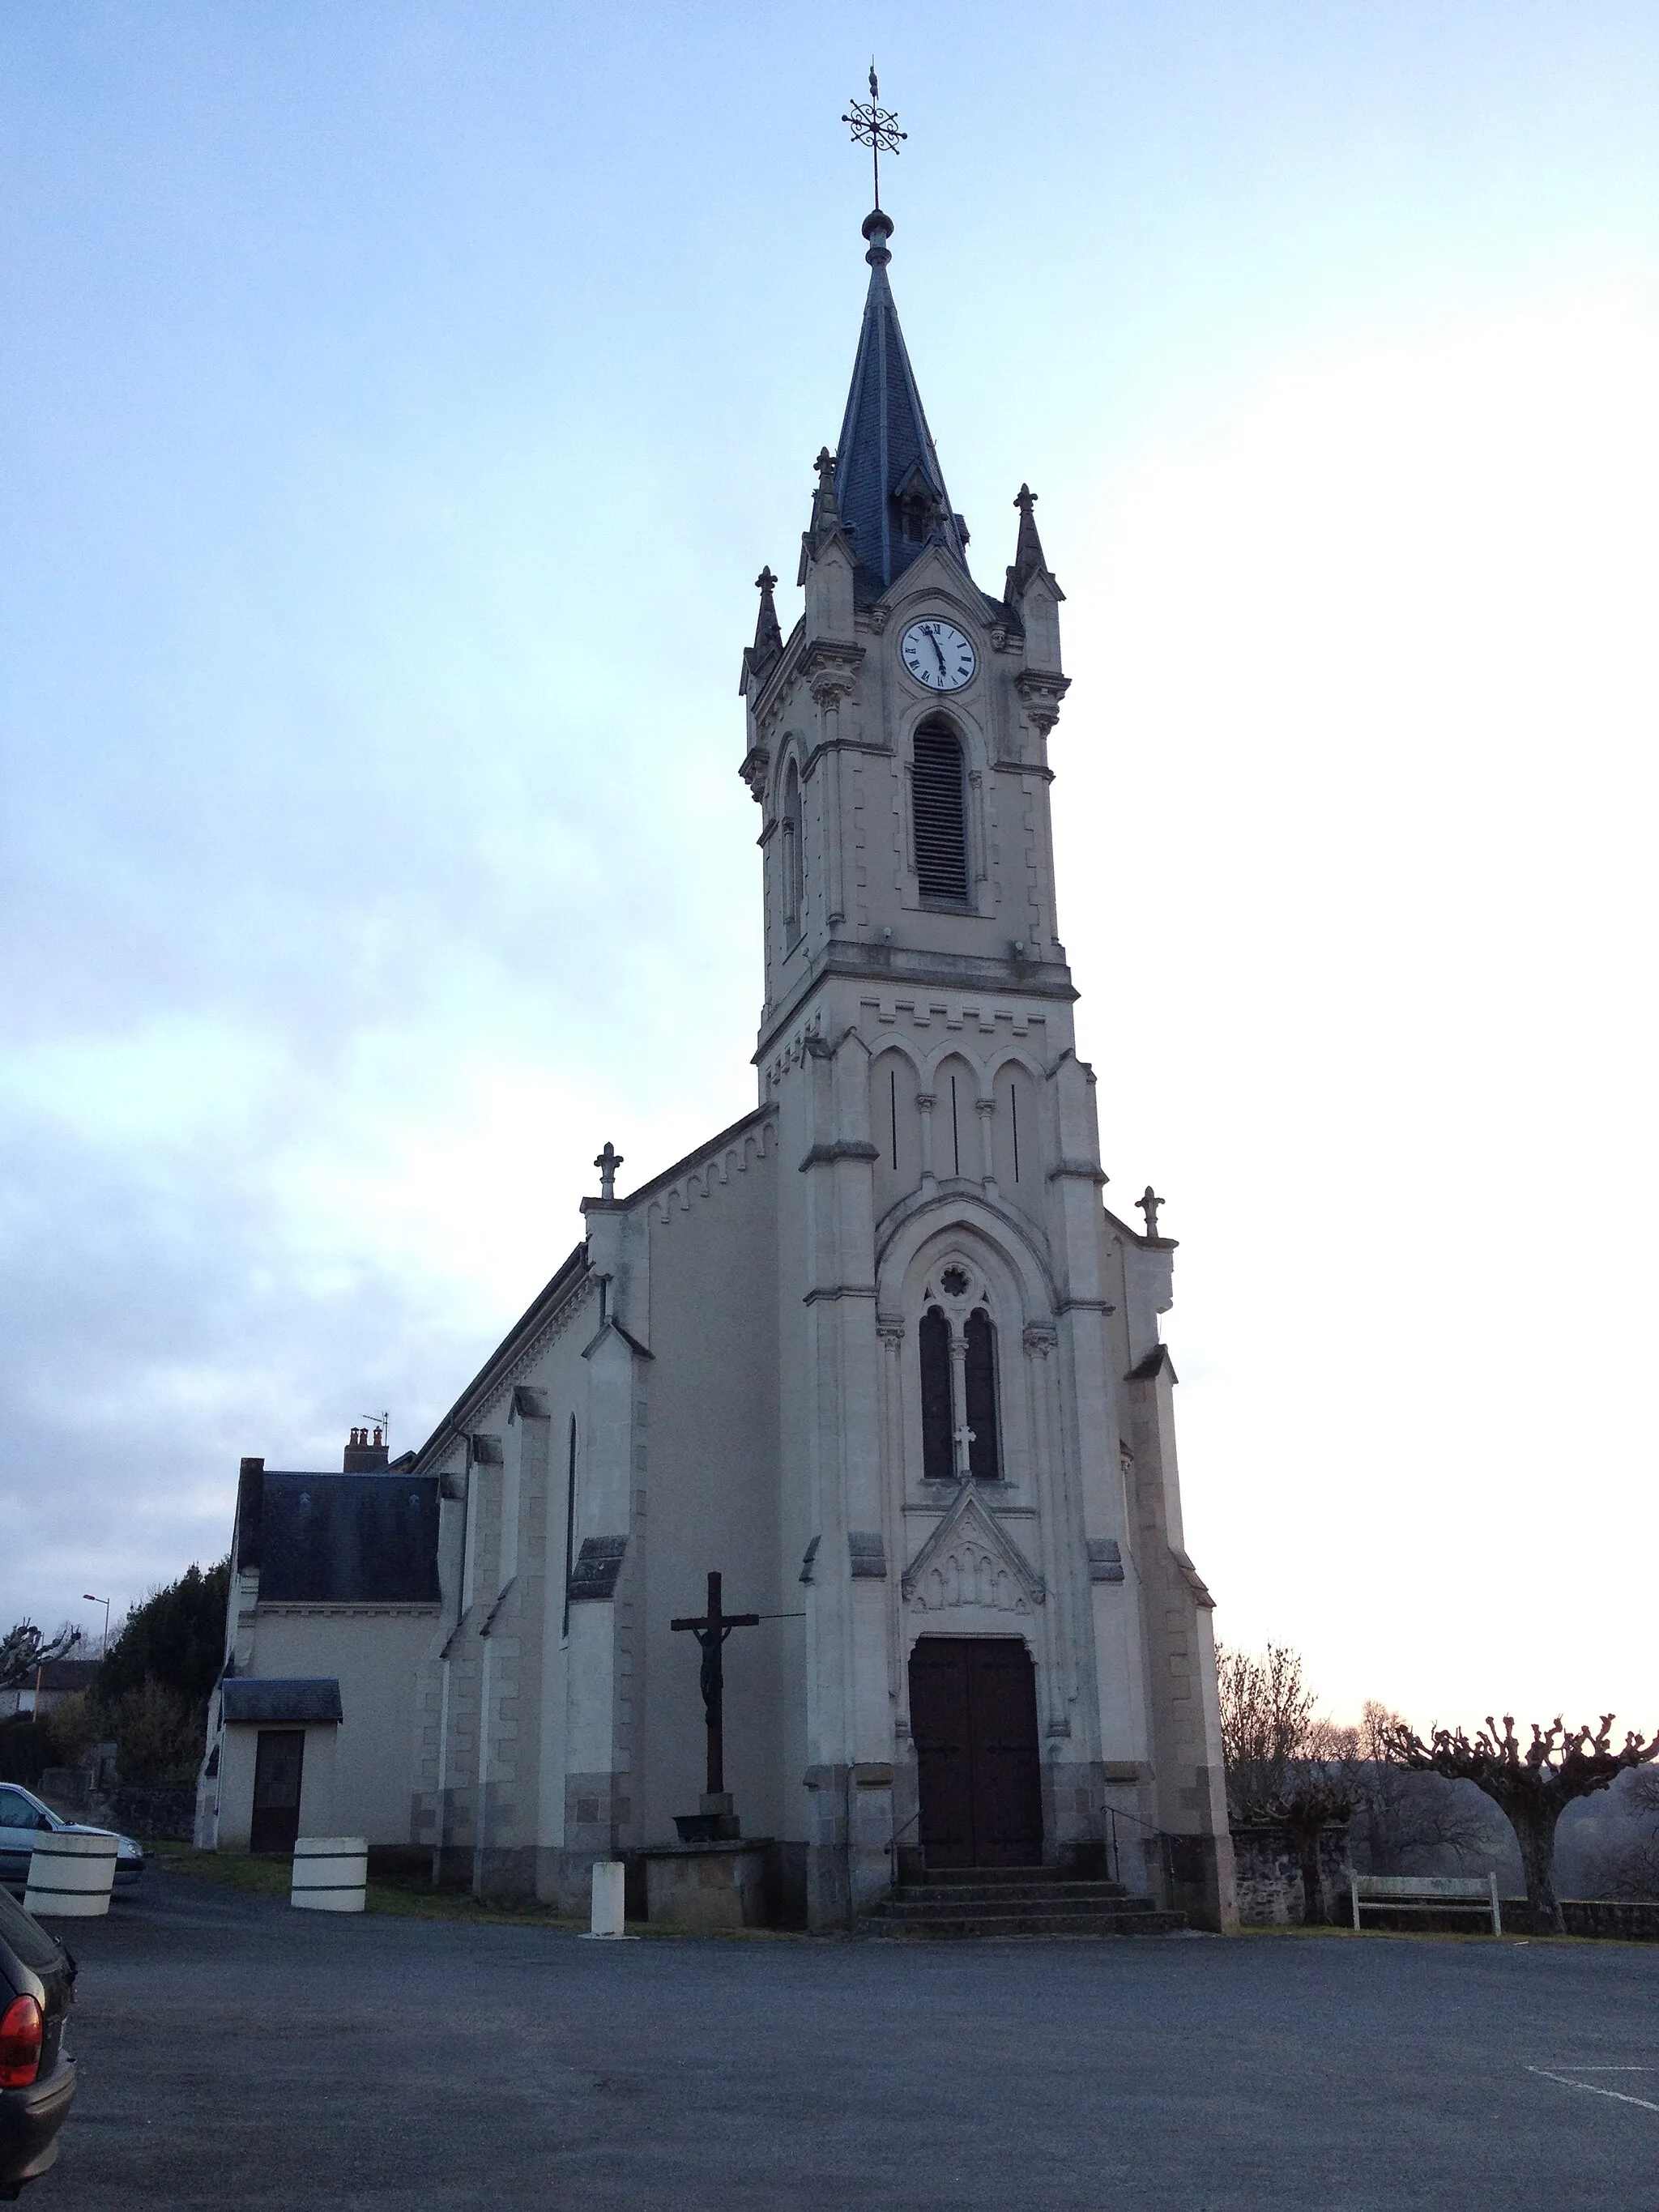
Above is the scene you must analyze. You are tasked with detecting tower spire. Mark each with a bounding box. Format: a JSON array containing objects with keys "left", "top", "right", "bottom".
[{"left": 828, "top": 75, "right": 970, "bottom": 597}]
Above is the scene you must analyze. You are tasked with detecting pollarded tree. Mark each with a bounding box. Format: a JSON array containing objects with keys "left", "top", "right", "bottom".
[
  {"left": 1378, "top": 1713, "right": 1659, "bottom": 1933},
  {"left": 0, "top": 1621, "right": 82, "bottom": 1692}
]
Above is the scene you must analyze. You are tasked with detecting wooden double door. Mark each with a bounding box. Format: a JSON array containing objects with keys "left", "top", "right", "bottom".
[{"left": 909, "top": 1637, "right": 1043, "bottom": 1869}]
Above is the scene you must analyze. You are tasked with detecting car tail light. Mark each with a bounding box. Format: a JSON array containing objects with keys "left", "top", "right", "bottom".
[{"left": 0, "top": 1995, "right": 43, "bottom": 2088}]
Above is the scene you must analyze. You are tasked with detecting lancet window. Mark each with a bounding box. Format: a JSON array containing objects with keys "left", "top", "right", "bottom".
[
  {"left": 919, "top": 1306, "right": 953, "bottom": 1483},
  {"left": 561, "top": 1413, "right": 578, "bottom": 1639},
  {"left": 964, "top": 1308, "right": 1001, "bottom": 1482},
  {"left": 781, "top": 761, "right": 804, "bottom": 940}
]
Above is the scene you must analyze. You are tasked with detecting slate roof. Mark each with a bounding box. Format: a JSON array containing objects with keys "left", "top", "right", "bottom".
[
  {"left": 235, "top": 1464, "right": 441, "bottom": 1605},
  {"left": 221, "top": 1677, "right": 343, "bottom": 1725},
  {"left": 833, "top": 215, "right": 971, "bottom": 601}
]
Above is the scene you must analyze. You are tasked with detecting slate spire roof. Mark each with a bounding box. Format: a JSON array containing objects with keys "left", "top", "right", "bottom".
[{"left": 831, "top": 208, "right": 970, "bottom": 598}]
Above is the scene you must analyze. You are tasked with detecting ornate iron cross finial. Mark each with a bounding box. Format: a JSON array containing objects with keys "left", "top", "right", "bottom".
[
  {"left": 1137, "top": 1185, "right": 1165, "bottom": 1239},
  {"left": 842, "top": 63, "right": 906, "bottom": 209},
  {"left": 594, "top": 1140, "right": 622, "bottom": 1202}
]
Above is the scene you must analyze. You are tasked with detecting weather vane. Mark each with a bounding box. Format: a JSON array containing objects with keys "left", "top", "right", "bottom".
[{"left": 842, "top": 63, "right": 906, "bottom": 210}]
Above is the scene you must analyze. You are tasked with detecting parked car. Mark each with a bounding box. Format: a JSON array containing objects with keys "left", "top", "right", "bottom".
[
  {"left": 0, "top": 1787, "right": 145, "bottom": 1897},
  {"left": 0, "top": 1884, "right": 75, "bottom": 2199}
]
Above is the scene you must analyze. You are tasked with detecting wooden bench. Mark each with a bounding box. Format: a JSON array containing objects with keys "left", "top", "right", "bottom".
[{"left": 1351, "top": 1872, "right": 1502, "bottom": 1935}]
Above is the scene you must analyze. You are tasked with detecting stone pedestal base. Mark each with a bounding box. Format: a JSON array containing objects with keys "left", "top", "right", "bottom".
[{"left": 641, "top": 1839, "right": 772, "bottom": 1929}]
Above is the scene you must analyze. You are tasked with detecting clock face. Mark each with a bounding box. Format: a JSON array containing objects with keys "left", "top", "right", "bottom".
[{"left": 901, "top": 619, "right": 977, "bottom": 693}]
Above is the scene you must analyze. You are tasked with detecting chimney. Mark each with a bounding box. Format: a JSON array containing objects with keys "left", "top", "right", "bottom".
[{"left": 343, "top": 1425, "right": 390, "bottom": 1473}]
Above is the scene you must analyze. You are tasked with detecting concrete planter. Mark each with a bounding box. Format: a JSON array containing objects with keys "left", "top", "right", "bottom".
[
  {"left": 291, "top": 1835, "right": 368, "bottom": 1913},
  {"left": 25, "top": 1830, "right": 118, "bottom": 1918}
]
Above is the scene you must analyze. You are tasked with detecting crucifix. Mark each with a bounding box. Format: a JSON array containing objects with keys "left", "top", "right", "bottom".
[
  {"left": 670, "top": 1571, "right": 761, "bottom": 1799},
  {"left": 594, "top": 1140, "right": 622, "bottom": 1201},
  {"left": 1137, "top": 1185, "right": 1165, "bottom": 1239}
]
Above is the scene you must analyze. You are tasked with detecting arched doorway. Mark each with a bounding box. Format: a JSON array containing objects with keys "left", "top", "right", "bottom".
[{"left": 908, "top": 1637, "right": 1043, "bottom": 1868}]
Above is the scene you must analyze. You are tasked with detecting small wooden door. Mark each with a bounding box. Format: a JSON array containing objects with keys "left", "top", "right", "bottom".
[
  {"left": 909, "top": 1638, "right": 1043, "bottom": 1869},
  {"left": 250, "top": 1728, "right": 305, "bottom": 1853}
]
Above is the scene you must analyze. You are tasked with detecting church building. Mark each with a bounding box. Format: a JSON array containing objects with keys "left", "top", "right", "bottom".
[{"left": 390, "top": 197, "right": 1235, "bottom": 1931}]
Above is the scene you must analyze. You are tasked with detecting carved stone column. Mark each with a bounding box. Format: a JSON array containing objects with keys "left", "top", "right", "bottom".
[
  {"left": 915, "top": 1092, "right": 936, "bottom": 1184},
  {"left": 809, "top": 662, "right": 858, "bottom": 931},
  {"left": 976, "top": 1093, "right": 997, "bottom": 1188},
  {"left": 949, "top": 1328, "right": 971, "bottom": 1481}
]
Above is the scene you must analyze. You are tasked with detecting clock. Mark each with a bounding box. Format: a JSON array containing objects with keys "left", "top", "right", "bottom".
[{"left": 901, "top": 619, "right": 976, "bottom": 693}]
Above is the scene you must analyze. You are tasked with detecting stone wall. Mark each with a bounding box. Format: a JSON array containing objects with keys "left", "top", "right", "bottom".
[
  {"left": 1492, "top": 1898, "right": 1659, "bottom": 1941},
  {"left": 1230, "top": 1821, "right": 1354, "bottom": 1926},
  {"left": 36, "top": 1775, "right": 194, "bottom": 1839},
  {"left": 109, "top": 1785, "right": 196, "bottom": 1839}
]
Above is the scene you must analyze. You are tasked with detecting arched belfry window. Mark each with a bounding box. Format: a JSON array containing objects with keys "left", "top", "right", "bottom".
[
  {"left": 964, "top": 1308, "right": 1001, "bottom": 1482},
  {"left": 912, "top": 721, "right": 970, "bottom": 903},
  {"left": 781, "top": 761, "right": 804, "bottom": 939},
  {"left": 919, "top": 1306, "right": 953, "bottom": 1482}
]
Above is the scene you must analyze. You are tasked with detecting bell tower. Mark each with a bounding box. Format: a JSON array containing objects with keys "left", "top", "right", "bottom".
[
  {"left": 740, "top": 205, "right": 1074, "bottom": 1035},
  {"left": 736, "top": 163, "right": 1233, "bottom": 1936}
]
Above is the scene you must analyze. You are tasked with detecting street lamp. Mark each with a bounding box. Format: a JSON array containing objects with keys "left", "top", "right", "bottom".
[{"left": 83, "top": 1594, "right": 111, "bottom": 1658}]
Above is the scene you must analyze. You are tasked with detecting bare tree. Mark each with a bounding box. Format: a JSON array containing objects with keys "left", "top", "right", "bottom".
[
  {"left": 1217, "top": 1642, "right": 1350, "bottom": 1924},
  {"left": 1350, "top": 1702, "right": 1500, "bottom": 1877},
  {"left": 1378, "top": 1713, "right": 1659, "bottom": 1933},
  {"left": 1597, "top": 1767, "right": 1659, "bottom": 1900},
  {"left": 0, "top": 1620, "right": 82, "bottom": 1692},
  {"left": 1216, "top": 1642, "right": 1314, "bottom": 1815}
]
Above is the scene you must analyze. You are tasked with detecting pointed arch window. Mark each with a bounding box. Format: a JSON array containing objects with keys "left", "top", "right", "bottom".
[
  {"left": 561, "top": 1413, "right": 578, "bottom": 1639},
  {"left": 964, "top": 1308, "right": 1001, "bottom": 1482},
  {"left": 919, "top": 1306, "right": 953, "bottom": 1483},
  {"left": 912, "top": 721, "right": 970, "bottom": 903},
  {"left": 781, "top": 761, "right": 804, "bottom": 940}
]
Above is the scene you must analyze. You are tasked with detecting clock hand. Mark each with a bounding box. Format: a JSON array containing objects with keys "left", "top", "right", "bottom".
[{"left": 929, "top": 633, "right": 949, "bottom": 680}]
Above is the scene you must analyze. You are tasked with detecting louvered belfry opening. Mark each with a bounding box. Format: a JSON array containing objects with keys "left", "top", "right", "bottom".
[{"left": 912, "top": 720, "right": 970, "bottom": 902}]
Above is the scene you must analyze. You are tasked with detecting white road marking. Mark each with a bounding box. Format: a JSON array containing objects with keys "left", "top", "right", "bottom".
[{"left": 1528, "top": 2065, "right": 1659, "bottom": 2113}]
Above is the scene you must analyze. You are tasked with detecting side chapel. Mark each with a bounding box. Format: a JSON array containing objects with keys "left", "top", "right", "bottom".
[{"left": 203, "top": 192, "right": 1236, "bottom": 1932}]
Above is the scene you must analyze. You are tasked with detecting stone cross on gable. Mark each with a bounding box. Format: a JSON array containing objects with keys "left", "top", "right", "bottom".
[
  {"left": 953, "top": 1421, "right": 976, "bottom": 1480},
  {"left": 1137, "top": 1185, "right": 1164, "bottom": 1239},
  {"left": 594, "top": 1141, "right": 623, "bottom": 1202}
]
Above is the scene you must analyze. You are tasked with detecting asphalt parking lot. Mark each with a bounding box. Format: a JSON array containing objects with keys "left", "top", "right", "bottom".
[{"left": 29, "top": 1868, "right": 1659, "bottom": 2210}]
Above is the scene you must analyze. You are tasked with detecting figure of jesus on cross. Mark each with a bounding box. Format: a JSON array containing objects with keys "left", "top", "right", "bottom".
[{"left": 670, "top": 1571, "right": 761, "bottom": 1799}]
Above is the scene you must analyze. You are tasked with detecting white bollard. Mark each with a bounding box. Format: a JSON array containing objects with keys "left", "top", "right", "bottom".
[
  {"left": 582, "top": 1859, "right": 633, "bottom": 1939},
  {"left": 25, "top": 1831, "right": 118, "bottom": 1919},
  {"left": 291, "top": 1836, "right": 368, "bottom": 1913}
]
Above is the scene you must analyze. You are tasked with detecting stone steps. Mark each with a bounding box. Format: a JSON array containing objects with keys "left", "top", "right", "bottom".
[
  {"left": 860, "top": 1867, "right": 1187, "bottom": 1939},
  {"left": 898, "top": 1879, "right": 1136, "bottom": 1904}
]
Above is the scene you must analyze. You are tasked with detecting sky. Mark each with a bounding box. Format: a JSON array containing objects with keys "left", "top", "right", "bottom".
[{"left": 2, "top": 2, "right": 1656, "bottom": 1731}]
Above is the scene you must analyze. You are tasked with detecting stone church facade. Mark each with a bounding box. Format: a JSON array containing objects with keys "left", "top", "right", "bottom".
[{"left": 398, "top": 202, "right": 1235, "bottom": 1930}]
